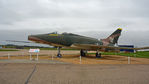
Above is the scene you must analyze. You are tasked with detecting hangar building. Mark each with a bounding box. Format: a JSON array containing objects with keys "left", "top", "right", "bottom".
[{"left": 118, "top": 45, "right": 134, "bottom": 53}]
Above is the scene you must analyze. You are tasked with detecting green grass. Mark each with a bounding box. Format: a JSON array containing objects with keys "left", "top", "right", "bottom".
[
  {"left": 0, "top": 49, "right": 18, "bottom": 51},
  {"left": 88, "top": 51, "right": 149, "bottom": 58}
]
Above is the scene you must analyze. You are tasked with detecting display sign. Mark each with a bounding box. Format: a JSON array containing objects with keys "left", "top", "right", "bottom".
[{"left": 29, "top": 49, "right": 40, "bottom": 53}]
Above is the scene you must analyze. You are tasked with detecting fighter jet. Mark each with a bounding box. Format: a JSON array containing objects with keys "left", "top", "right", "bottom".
[{"left": 28, "top": 28, "right": 149, "bottom": 58}]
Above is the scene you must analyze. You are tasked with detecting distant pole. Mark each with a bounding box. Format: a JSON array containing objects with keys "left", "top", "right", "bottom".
[
  {"left": 8, "top": 53, "right": 10, "bottom": 59},
  {"left": 80, "top": 56, "right": 82, "bottom": 64},
  {"left": 134, "top": 50, "right": 136, "bottom": 57},
  {"left": 22, "top": 52, "right": 24, "bottom": 56},
  {"left": 128, "top": 56, "right": 131, "bottom": 64},
  {"left": 52, "top": 54, "right": 54, "bottom": 60}
]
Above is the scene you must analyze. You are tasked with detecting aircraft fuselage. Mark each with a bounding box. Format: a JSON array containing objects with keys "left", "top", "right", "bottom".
[{"left": 28, "top": 33, "right": 102, "bottom": 47}]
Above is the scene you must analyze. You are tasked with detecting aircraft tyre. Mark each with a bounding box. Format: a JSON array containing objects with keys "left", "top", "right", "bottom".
[
  {"left": 57, "top": 54, "right": 62, "bottom": 58},
  {"left": 96, "top": 52, "right": 101, "bottom": 58}
]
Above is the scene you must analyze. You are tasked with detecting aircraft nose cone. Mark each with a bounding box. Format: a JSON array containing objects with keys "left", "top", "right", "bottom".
[
  {"left": 28, "top": 34, "right": 50, "bottom": 44},
  {"left": 28, "top": 35, "right": 39, "bottom": 41}
]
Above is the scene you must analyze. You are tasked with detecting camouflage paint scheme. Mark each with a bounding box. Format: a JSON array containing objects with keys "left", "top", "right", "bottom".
[{"left": 28, "top": 28, "right": 123, "bottom": 51}]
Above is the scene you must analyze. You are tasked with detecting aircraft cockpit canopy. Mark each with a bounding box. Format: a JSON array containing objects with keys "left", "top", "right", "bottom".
[
  {"left": 48, "top": 32, "right": 80, "bottom": 36},
  {"left": 62, "top": 32, "right": 68, "bottom": 34},
  {"left": 49, "top": 32, "right": 58, "bottom": 34}
]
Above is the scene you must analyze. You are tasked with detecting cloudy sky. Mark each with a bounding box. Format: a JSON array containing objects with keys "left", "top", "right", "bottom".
[{"left": 0, "top": 0, "right": 149, "bottom": 47}]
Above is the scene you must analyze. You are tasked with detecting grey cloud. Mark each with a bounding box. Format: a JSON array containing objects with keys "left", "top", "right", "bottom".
[
  {"left": 0, "top": 0, "right": 149, "bottom": 46},
  {"left": 1, "top": 0, "right": 149, "bottom": 21}
]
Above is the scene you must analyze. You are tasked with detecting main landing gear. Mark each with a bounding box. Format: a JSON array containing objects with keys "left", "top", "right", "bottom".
[
  {"left": 96, "top": 51, "right": 101, "bottom": 58},
  {"left": 57, "top": 47, "right": 62, "bottom": 58},
  {"left": 57, "top": 48, "right": 101, "bottom": 58},
  {"left": 80, "top": 50, "right": 102, "bottom": 58},
  {"left": 80, "top": 49, "right": 86, "bottom": 57}
]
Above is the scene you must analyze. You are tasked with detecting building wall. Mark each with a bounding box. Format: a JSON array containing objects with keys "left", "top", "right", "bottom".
[{"left": 119, "top": 45, "right": 134, "bottom": 52}]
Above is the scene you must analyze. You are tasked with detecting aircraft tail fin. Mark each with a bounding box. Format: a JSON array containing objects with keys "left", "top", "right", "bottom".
[{"left": 101, "top": 28, "right": 122, "bottom": 46}]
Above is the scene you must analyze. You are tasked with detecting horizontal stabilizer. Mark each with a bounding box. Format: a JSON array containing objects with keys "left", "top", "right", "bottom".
[{"left": 71, "top": 44, "right": 149, "bottom": 50}]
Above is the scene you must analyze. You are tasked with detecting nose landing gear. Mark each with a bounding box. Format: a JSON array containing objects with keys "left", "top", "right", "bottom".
[{"left": 57, "top": 47, "right": 62, "bottom": 58}]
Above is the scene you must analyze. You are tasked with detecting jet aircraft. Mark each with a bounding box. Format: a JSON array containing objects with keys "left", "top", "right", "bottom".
[{"left": 28, "top": 28, "right": 149, "bottom": 58}]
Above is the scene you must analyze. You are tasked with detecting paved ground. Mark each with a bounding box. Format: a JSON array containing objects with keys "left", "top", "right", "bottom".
[
  {"left": 0, "top": 63, "right": 149, "bottom": 84},
  {"left": 0, "top": 59, "right": 70, "bottom": 64}
]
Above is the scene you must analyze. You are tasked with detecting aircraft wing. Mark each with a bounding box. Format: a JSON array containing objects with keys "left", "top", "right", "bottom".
[
  {"left": 71, "top": 44, "right": 149, "bottom": 50},
  {"left": 6, "top": 40, "right": 33, "bottom": 43}
]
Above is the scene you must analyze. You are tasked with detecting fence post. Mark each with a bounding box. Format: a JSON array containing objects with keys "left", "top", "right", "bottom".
[
  {"left": 80, "top": 56, "right": 82, "bottom": 64},
  {"left": 52, "top": 54, "right": 54, "bottom": 60},
  {"left": 128, "top": 56, "right": 131, "bottom": 64},
  {"left": 30, "top": 53, "right": 32, "bottom": 60},
  {"left": 22, "top": 52, "right": 24, "bottom": 56},
  {"left": 8, "top": 53, "right": 10, "bottom": 59},
  {"left": 36, "top": 53, "right": 39, "bottom": 61}
]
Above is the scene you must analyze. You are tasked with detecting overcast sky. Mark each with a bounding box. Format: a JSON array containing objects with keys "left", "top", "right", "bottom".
[{"left": 0, "top": 0, "right": 149, "bottom": 47}]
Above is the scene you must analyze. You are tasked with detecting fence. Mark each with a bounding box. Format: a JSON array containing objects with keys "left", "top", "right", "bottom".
[{"left": 0, "top": 52, "right": 136, "bottom": 64}]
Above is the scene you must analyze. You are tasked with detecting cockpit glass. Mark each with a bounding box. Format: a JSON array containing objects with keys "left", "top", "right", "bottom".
[{"left": 48, "top": 32, "right": 58, "bottom": 34}]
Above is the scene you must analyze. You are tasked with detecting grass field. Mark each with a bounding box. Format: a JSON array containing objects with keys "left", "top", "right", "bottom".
[
  {"left": 1, "top": 47, "right": 149, "bottom": 58},
  {"left": 0, "top": 49, "right": 18, "bottom": 51},
  {"left": 88, "top": 51, "right": 149, "bottom": 58}
]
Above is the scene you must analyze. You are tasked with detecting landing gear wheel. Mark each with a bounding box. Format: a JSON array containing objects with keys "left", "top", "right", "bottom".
[
  {"left": 57, "top": 54, "right": 62, "bottom": 58},
  {"left": 80, "top": 50, "right": 86, "bottom": 56},
  {"left": 96, "top": 52, "right": 101, "bottom": 58},
  {"left": 57, "top": 47, "right": 62, "bottom": 58}
]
